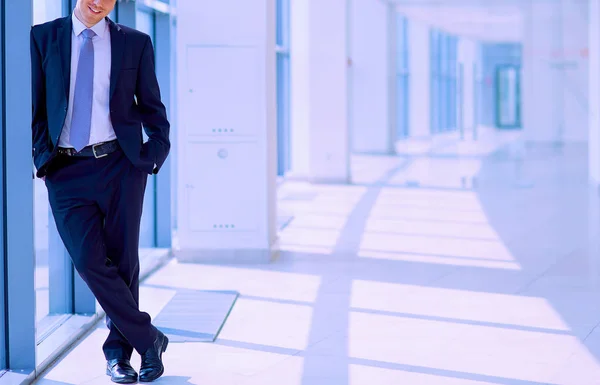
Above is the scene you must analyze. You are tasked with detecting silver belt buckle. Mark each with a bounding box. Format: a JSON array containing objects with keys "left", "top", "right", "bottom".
[{"left": 92, "top": 142, "right": 108, "bottom": 159}]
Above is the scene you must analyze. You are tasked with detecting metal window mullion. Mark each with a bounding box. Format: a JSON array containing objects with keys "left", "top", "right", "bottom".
[
  {"left": 50, "top": 0, "right": 76, "bottom": 316},
  {"left": 3, "top": 0, "right": 35, "bottom": 371},
  {"left": 0, "top": 0, "right": 5, "bottom": 371}
]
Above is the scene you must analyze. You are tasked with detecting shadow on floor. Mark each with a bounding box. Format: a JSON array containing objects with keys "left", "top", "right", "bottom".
[{"left": 203, "top": 142, "right": 600, "bottom": 384}]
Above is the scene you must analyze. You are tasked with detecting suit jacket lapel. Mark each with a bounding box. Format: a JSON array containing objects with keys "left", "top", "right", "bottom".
[
  {"left": 57, "top": 16, "right": 72, "bottom": 100},
  {"left": 108, "top": 18, "right": 125, "bottom": 101}
]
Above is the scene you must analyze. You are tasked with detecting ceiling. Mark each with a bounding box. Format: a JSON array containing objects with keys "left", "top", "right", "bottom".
[{"left": 393, "top": 0, "right": 526, "bottom": 42}]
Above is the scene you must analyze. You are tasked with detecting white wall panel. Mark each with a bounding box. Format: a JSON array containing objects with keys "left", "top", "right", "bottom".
[
  {"left": 176, "top": 0, "right": 277, "bottom": 261},
  {"left": 185, "top": 47, "right": 263, "bottom": 137},
  {"left": 186, "top": 142, "right": 262, "bottom": 233},
  {"left": 290, "top": 0, "right": 350, "bottom": 182},
  {"left": 351, "top": 0, "right": 393, "bottom": 153},
  {"left": 522, "top": 0, "right": 588, "bottom": 143}
]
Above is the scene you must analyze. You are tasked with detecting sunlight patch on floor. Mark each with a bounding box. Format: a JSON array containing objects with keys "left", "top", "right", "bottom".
[
  {"left": 348, "top": 311, "right": 590, "bottom": 384},
  {"left": 359, "top": 188, "right": 520, "bottom": 269},
  {"left": 359, "top": 250, "right": 521, "bottom": 270},
  {"left": 360, "top": 233, "right": 516, "bottom": 261},
  {"left": 219, "top": 298, "right": 313, "bottom": 350},
  {"left": 365, "top": 218, "right": 499, "bottom": 241},
  {"left": 349, "top": 364, "right": 497, "bottom": 385},
  {"left": 278, "top": 227, "right": 341, "bottom": 254},
  {"left": 351, "top": 280, "right": 570, "bottom": 331},
  {"left": 138, "top": 285, "right": 178, "bottom": 319},
  {"left": 145, "top": 261, "right": 322, "bottom": 303},
  {"left": 375, "top": 188, "right": 489, "bottom": 213},
  {"left": 278, "top": 183, "right": 367, "bottom": 254}
]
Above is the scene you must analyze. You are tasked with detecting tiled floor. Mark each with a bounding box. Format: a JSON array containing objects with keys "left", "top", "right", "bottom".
[{"left": 36, "top": 134, "right": 600, "bottom": 385}]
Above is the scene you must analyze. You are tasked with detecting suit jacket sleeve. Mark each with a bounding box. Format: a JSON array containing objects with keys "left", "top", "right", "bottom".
[
  {"left": 30, "top": 27, "right": 51, "bottom": 175},
  {"left": 136, "top": 35, "right": 170, "bottom": 175}
]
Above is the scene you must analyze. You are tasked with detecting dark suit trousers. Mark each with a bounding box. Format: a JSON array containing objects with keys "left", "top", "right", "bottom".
[{"left": 45, "top": 147, "right": 158, "bottom": 360}]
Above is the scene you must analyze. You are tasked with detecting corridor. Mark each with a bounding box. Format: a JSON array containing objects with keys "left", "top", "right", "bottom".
[{"left": 34, "top": 139, "right": 600, "bottom": 385}]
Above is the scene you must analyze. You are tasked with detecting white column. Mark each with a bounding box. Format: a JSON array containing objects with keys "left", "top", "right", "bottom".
[
  {"left": 175, "top": 0, "right": 278, "bottom": 262},
  {"left": 290, "top": 0, "right": 350, "bottom": 183},
  {"left": 458, "top": 38, "right": 477, "bottom": 134},
  {"left": 590, "top": 0, "right": 600, "bottom": 184},
  {"left": 407, "top": 18, "right": 431, "bottom": 138},
  {"left": 350, "top": 0, "right": 394, "bottom": 154},
  {"left": 522, "top": 0, "right": 588, "bottom": 144}
]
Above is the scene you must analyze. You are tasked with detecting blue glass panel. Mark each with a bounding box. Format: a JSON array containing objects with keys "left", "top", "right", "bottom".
[
  {"left": 136, "top": 9, "right": 155, "bottom": 43},
  {"left": 480, "top": 42, "right": 522, "bottom": 126},
  {"left": 276, "top": 53, "right": 291, "bottom": 175},
  {"left": 395, "top": 14, "right": 409, "bottom": 138},
  {"left": 32, "top": 0, "right": 75, "bottom": 343},
  {"left": 135, "top": 9, "right": 157, "bottom": 247},
  {"left": 429, "top": 29, "right": 437, "bottom": 133},
  {"left": 276, "top": 0, "right": 290, "bottom": 175}
]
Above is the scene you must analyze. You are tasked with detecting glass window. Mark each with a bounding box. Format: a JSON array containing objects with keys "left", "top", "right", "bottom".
[
  {"left": 33, "top": 0, "right": 63, "bottom": 25},
  {"left": 276, "top": 0, "right": 290, "bottom": 176},
  {"left": 136, "top": 9, "right": 155, "bottom": 44},
  {"left": 135, "top": 9, "right": 157, "bottom": 247},
  {"left": 496, "top": 65, "right": 521, "bottom": 128},
  {"left": 396, "top": 14, "right": 409, "bottom": 139},
  {"left": 430, "top": 29, "right": 440, "bottom": 133},
  {"left": 430, "top": 30, "right": 459, "bottom": 134},
  {"left": 32, "top": 0, "right": 71, "bottom": 343}
]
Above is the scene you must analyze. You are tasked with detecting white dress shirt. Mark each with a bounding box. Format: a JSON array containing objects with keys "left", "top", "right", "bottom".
[{"left": 59, "top": 13, "right": 117, "bottom": 148}]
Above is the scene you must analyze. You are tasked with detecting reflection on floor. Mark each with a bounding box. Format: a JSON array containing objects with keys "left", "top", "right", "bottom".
[{"left": 37, "top": 135, "right": 600, "bottom": 385}]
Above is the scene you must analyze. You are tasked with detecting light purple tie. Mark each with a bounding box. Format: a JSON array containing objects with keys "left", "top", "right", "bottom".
[{"left": 70, "top": 28, "right": 96, "bottom": 151}]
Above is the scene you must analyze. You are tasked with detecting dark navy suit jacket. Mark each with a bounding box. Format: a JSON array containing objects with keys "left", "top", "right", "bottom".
[{"left": 30, "top": 16, "right": 170, "bottom": 178}]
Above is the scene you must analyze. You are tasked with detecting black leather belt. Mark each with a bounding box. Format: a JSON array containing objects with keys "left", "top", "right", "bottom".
[{"left": 57, "top": 140, "right": 119, "bottom": 158}]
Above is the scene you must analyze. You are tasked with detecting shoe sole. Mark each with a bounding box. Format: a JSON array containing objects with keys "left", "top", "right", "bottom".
[{"left": 139, "top": 335, "right": 169, "bottom": 383}]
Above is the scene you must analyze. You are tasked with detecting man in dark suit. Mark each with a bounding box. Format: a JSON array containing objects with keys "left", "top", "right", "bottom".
[{"left": 30, "top": 0, "right": 170, "bottom": 382}]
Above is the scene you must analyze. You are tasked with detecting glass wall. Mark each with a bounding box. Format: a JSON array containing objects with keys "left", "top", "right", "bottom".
[
  {"left": 447, "top": 35, "right": 458, "bottom": 131},
  {"left": 430, "top": 28, "right": 458, "bottom": 134},
  {"left": 480, "top": 43, "right": 522, "bottom": 127},
  {"left": 495, "top": 65, "right": 521, "bottom": 128},
  {"left": 430, "top": 29, "right": 440, "bottom": 134},
  {"left": 136, "top": 9, "right": 157, "bottom": 248},
  {"left": 137, "top": 9, "right": 156, "bottom": 44},
  {"left": 396, "top": 13, "right": 409, "bottom": 139},
  {"left": 276, "top": 0, "right": 290, "bottom": 176},
  {"left": 32, "top": 0, "right": 72, "bottom": 345}
]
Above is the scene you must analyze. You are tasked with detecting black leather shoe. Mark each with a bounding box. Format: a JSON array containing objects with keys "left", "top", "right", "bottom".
[
  {"left": 139, "top": 330, "right": 169, "bottom": 382},
  {"left": 106, "top": 359, "right": 138, "bottom": 384}
]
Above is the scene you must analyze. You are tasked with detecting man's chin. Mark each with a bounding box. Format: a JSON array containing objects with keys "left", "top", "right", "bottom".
[{"left": 83, "top": 9, "right": 105, "bottom": 20}]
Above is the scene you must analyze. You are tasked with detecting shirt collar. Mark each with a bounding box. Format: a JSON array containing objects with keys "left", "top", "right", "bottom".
[{"left": 72, "top": 11, "right": 107, "bottom": 39}]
